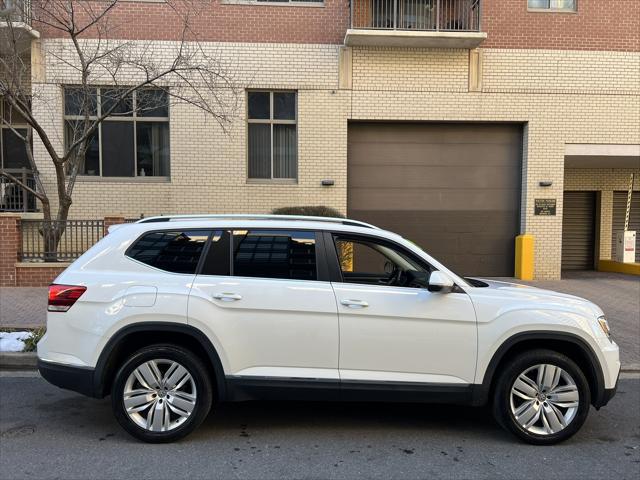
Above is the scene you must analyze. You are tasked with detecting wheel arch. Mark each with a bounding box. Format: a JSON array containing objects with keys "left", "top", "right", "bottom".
[
  {"left": 472, "top": 332, "right": 605, "bottom": 408},
  {"left": 93, "top": 322, "right": 226, "bottom": 402}
]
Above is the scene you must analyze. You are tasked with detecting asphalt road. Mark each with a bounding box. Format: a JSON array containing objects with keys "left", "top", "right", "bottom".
[{"left": 1, "top": 373, "right": 639, "bottom": 480}]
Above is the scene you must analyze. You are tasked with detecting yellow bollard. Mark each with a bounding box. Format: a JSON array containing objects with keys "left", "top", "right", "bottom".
[{"left": 515, "top": 234, "right": 535, "bottom": 280}]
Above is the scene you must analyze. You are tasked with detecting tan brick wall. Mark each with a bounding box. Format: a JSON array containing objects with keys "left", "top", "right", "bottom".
[{"left": 28, "top": 41, "right": 640, "bottom": 279}]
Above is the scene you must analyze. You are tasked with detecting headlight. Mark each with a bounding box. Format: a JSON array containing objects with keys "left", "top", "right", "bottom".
[{"left": 598, "top": 316, "right": 611, "bottom": 338}]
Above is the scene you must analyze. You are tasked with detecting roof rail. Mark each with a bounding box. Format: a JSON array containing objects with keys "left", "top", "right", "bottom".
[{"left": 136, "top": 214, "right": 380, "bottom": 229}]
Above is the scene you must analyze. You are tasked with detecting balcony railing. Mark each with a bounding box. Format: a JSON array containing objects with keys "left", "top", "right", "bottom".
[
  {"left": 0, "top": 0, "right": 31, "bottom": 25},
  {"left": 351, "top": 0, "right": 481, "bottom": 32},
  {"left": 1, "top": 168, "right": 38, "bottom": 213}
]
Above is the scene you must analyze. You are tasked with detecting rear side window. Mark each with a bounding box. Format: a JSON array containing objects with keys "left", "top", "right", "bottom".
[
  {"left": 127, "top": 230, "right": 210, "bottom": 274},
  {"left": 232, "top": 230, "right": 317, "bottom": 281}
]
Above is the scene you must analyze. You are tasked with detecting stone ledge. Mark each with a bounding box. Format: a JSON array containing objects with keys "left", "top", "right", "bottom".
[{"left": 15, "top": 262, "right": 71, "bottom": 268}]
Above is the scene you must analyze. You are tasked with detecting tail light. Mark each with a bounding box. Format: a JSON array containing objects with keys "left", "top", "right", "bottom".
[{"left": 48, "top": 284, "right": 87, "bottom": 312}]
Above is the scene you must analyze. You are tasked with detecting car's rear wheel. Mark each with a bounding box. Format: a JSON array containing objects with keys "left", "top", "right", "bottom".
[
  {"left": 492, "top": 349, "right": 590, "bottom": 445},
  {"left": 111, "top": 344, "right": 213, "bottom": 443}
]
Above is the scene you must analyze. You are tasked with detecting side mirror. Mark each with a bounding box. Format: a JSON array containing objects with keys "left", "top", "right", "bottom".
[{"left": 427, "top": 270, "right": 454, "bottom": 294}]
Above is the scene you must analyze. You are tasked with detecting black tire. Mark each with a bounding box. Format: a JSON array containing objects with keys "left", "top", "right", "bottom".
[
  {"left": 492, "top": 349, "right": 591, "bottom": 445},
  {"left": 111, "top": 344, "right": 213, "bottom": 443}
]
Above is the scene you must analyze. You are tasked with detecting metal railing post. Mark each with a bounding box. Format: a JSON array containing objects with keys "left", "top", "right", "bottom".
[
  {"left": 20, "top": 167, "right": 28, "bottom": 213},
  {"left": 436, "top": 0, "right": 441, "bottom": 31},
  {"left": 350, "top": 0, "right": 353, "bottom": 28},
  {"left": 393, "top": 0, "right": 398, "bottom": 29}
]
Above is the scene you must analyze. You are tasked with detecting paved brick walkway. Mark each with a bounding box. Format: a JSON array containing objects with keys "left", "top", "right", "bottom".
[{"left": 1, "top": 272, "right": 638, "bottom": 365}]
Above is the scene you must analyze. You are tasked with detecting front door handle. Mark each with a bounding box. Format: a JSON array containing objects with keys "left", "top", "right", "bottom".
[
  {"left": 212, "top": 293, "right": 242, "bottom": 302},
  {"left": 340, "top": 299, "right": 369, "bottom": 308}
]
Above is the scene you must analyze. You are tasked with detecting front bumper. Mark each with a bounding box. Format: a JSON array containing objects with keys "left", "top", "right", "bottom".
[
  {"left": 38, "top": 359, "right": 97, "bottom": 398},
  {"left": 594, "top": 368, "right": 620, "bottom": 409}
]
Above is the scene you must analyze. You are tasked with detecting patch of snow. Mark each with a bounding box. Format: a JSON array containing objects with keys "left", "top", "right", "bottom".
[{"left": 0, "top": 331, "right": 32, "bottom": 352}]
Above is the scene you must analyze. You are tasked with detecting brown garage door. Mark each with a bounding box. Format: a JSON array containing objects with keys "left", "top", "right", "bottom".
[
  {"left": 347, "top": 122, "right": 522, "bottom": 277},
  {"left": 561, "top": 191, "right": 596, "bottom": 270},
  {"left": 612, "top": 191, "right": 640, "bottom": 262}
]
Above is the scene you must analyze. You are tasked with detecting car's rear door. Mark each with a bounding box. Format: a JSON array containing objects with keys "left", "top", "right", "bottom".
[{"left": 188, "top": 228, "right": 340, "bottom": 389}]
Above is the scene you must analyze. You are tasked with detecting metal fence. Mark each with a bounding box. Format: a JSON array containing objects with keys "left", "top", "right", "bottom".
[
  {"left": 21, "top": 219, "right": 105, "bottom": 262},
  {"left": 0, "top": 168, "right": 38, "bottom": 213},
  {"left": 1, "top": 0, "right": 31, "bottom": 24},
  {"left": 351, "top": 0, "right": 481, "bottom": 31}
]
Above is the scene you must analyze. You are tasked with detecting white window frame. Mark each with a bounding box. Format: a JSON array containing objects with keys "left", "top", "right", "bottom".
[
  {"left": 527, "top": 0, "right": 577, "bottom": 13},
  {"left": 63, "top": 86, "right": 170, "bottom": 180},
  {"left": 222, "top": 0, "right": 324, "bottom": 7},
  {"left": 246, "top": 90, "right": 298, "bottom": 183}
]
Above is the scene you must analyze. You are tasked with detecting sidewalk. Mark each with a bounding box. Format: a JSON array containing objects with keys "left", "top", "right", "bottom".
[
  {"left": 1, "top": 272, "right": 638, "bottom": 365},
  {"left": 0, "top": 287, "right": 47, "bottom": 329}
]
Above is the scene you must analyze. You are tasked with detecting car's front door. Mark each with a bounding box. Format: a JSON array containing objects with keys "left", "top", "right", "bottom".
[
  {"left": 328, "top": 233, "right": 477, "bottom": 386},
  {"left": 188, "top": 229, "right": 340, "bottom": 384}
]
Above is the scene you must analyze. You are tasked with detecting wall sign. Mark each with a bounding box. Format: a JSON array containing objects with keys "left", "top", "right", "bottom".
[{"left": 534, "top": 198, "right": 557, "bottom": 216}]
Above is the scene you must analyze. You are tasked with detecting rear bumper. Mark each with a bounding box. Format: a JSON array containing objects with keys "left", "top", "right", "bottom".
[{"left": 38, "top": 359, "right": 97, "bottom": 398}]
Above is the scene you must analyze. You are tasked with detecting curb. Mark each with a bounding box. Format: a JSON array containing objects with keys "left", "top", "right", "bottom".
[
  {"left": 0, "top": 352, "right": 38, "bottom": 370},
  {"left": 1, "top": 353, "right": 640, "bottom": 375}
]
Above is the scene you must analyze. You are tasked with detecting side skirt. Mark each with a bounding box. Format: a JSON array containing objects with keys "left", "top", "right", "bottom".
[{"left": 225, "top": 376, "right": 475, "bottom": 405}]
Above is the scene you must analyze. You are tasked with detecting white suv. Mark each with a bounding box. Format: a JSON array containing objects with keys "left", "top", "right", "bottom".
[{"left": 37, "top": 215, "right": 620, "bottom": 444}]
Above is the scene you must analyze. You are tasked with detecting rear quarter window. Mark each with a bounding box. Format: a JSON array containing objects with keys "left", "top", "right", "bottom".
[{"left": 126, "top": 230, "right": 210, "bottom": 274}]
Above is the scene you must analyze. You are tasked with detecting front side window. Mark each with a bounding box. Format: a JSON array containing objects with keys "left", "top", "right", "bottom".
[
  {"left": 232, "top": 230, "right": 316, "bottom": 280},
  {"left": 247, "top": 91, "right": 297, "bottom": 180},
  {"left": 528, "top": 0, "right": 576, "bottom": 10},
  {"left": 334, "top": 236, "right": 428, "bottom": 288},
  {"left": 64, "top": 87, "right": 170, "bottom": 178},
  {"left": 127, "top": 230, "right": 209, "bottom": 274}
]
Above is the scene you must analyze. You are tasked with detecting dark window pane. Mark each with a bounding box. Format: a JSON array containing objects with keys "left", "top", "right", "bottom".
[
  {"left": 137, "top": 89, "right": 169, "bottom": 117},
  {"left": 273, "top": 92, "right": 296, "bottom": 120},
  {"left": 248, "top": 92, "right": 270, "bottom": 119},
  {"left": 232, "top": 230, "right": 317, "bottom": 281},
  {"left": 65, "top": 121, "right": 100, "bottom": 175},
  {"left": 101, "top": 88, "right": 133, "bottom": 117},
  {"left": 3, "top": 100, "right": 29, "bottom": 124},
  {"left": 2, "top": 128, "right": 30, "bottom": 169},
  {"left": 127, "top": 230, "right": 210, "bottom": 274},
  {"left": 102, "top": 121, "right": 135, "bottom": 177},
  {"left": 248, "top": 123, "right": 271, "bottom": 179},
  {"left": 64, "top": 88, "right": 97, "bottom": 116},
  {"left": 136, "top": 122, "right": 170, "bottom": 176},
  {"left": 273, "top": 124, "right": 297, "bottom": 179},
  {"left": 200, "top": 230, "right": 231, "bottom": 276}
]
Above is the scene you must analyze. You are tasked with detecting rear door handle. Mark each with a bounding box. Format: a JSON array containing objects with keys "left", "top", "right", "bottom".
[
  {"left": 212, "top": 293, "right": 242, "bottom": 302},
  {"left": 340, "top": 299, "right": 369, "bottom": 308}
]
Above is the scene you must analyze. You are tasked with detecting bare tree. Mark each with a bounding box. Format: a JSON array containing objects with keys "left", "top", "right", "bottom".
[{"left": 0, "top": 0, "right": 238, "bottom": 260}]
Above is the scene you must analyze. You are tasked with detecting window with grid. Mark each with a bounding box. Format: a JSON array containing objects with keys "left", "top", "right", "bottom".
[
  {"left": 0, "top": 100, "right": 30, "bottom": 170},
  {"left": 528, "top": 0, "right": 576, "bottom": 11},
  {"left": 63, "top": 87, "right": 170, "bottom": 178},
  {"left": 247, "top": 91, "right": 297, "bottom": 180}
]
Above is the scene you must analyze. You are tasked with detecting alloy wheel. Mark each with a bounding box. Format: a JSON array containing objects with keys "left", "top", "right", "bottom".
[
  {"left": 509, "top": 363, "right": 580, "bottom": 436},
  {"left": 123, "top": 359, "right": 197, "bottom": 432}
]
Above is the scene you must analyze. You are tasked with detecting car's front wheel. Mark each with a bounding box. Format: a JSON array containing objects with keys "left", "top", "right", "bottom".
[
  {"left": 492, "top": 349, "right": 590, "bottom": 445},
  {"left": 111, "top": 344, "right": 213, "bottom": 443}
]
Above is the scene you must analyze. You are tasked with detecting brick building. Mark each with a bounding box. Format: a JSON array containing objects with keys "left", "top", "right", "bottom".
[{"left": 1, "top": 0, "right": 639, "bottom": 280}]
